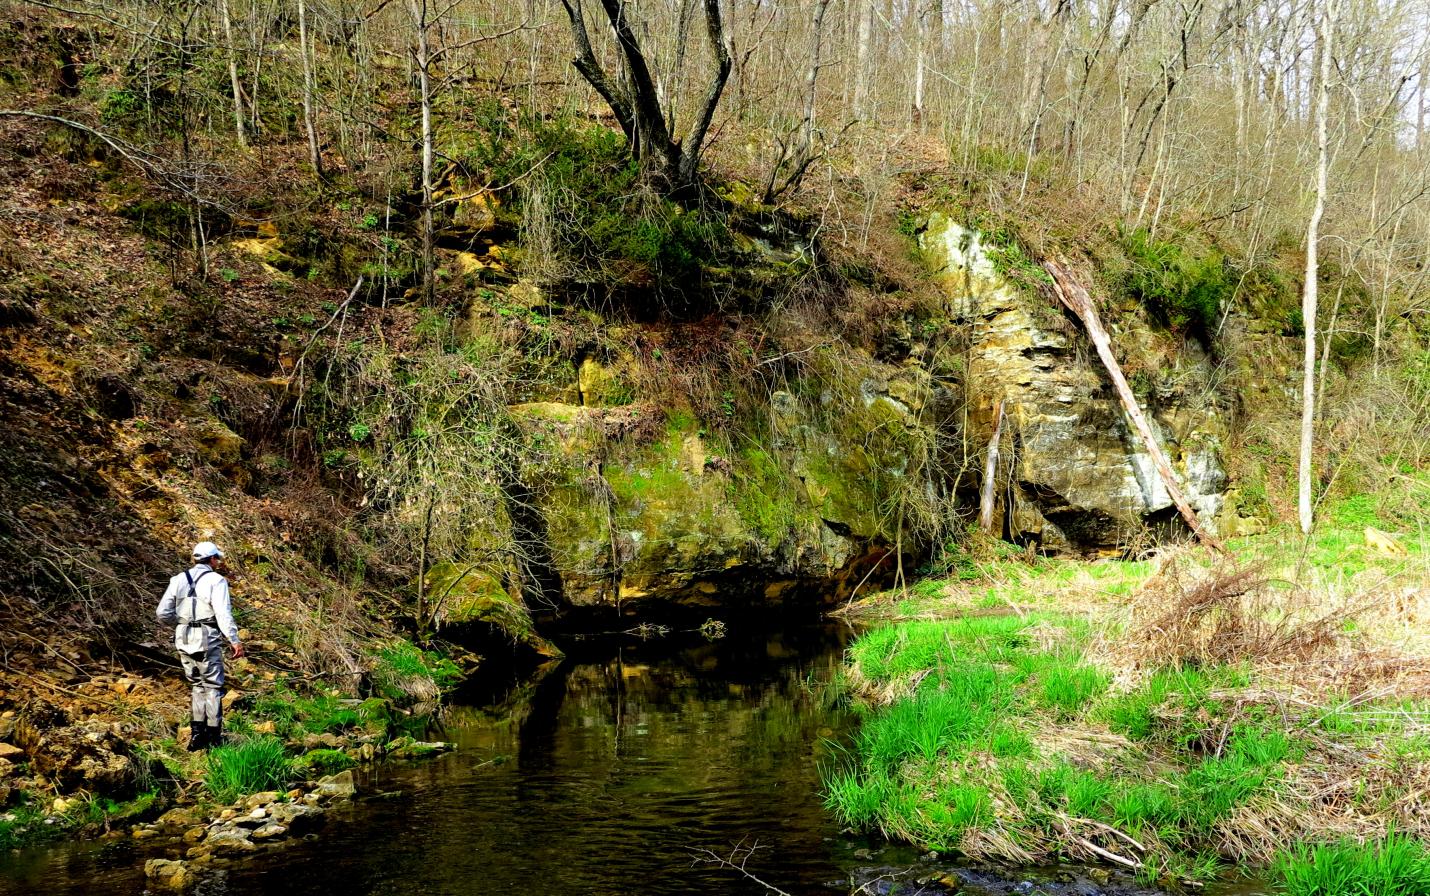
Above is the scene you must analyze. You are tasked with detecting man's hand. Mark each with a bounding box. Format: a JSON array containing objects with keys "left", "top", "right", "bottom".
[{"left": 231, "top": 642, "right": 246, "bottom": 659}]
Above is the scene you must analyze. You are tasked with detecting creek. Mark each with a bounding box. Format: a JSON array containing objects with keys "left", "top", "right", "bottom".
[{"left": 0, "top": 622, "right": 1270, "bottom": 896}]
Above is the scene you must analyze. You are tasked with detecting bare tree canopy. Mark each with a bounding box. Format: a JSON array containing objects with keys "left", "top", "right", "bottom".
[{"left": 559, "top": 0, "right": 731, "bottom": 193}]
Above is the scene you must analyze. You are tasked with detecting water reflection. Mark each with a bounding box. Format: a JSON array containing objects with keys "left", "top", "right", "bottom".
[{"left": 0, "top": 625, "right": 891, "bottom": 896}]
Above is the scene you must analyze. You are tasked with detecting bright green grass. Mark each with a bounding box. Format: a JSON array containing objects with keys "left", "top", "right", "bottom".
[
  {"left": 1275, "top": 835, "right": 1430, "bottom": 896},
  {"left": 827, "top": 613, "right": 1336, "bottom": 880},
  {"left": 824, "top": 765, "right": 897, "bottom": 828},
  {"left": 205, "top": 736, "right": 294, "bottom": 803},
  {"left": 1033, "top": 655, "right": 1111, "bottom": 719},
  {"left": 0, "top": 796, "right": 56, "bottom": 850}
]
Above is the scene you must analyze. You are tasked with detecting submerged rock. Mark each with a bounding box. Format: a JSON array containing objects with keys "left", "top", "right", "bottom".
[{"left": 850, "top": 863, "right": 1178, "bottom": 896}]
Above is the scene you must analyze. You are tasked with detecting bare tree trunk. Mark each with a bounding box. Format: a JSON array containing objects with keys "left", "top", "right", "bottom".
[
  {"left": 417, "top": 492, "right": 435, "bottom": 641},
  {"left": 912, "top": 0, "right": 927, "bottom": 127},
  {"left": 1418, "top": 42, "right": 1427, "bottom": 148},
  {"left": 853, "top": 0, "right": 872, "bottom": 118},
  {"left": 297, "top": 0, "right": 323, "bottom": 178},
  {"left": 1044, "top": 260, "right": 1226, "bottom": 552},
  {"left": 559, "top": 0, "right": 729, "bottom": 193},
  {"left": 979, "top": 398, "right": 1005, "bottom": 531},
  {"left": 248, "top": 0, "right": 273, "bottom": 135},
  {"left": 218, "top": 0, "right": 247, "bottom": 147},
  {"left": 761, "top": 0, "right": 831, "bottom": 203},
  {"left": 410, "top": 0, "right": 436, "bottom": 303},
  {"left": 1299, "top": 0, "right": 1335, "bottom": 535}
]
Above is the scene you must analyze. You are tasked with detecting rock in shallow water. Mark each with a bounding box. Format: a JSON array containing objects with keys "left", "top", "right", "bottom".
[
  {"left": 144, "top": 858, "right": 195, "bottom": 890},
  {"left": 205, "top": 827, "right": 257, "bottom": 855},
  {"left": 315, "top": 769, "right": 357, "bottom": 800},
  {"left": 251, "top": 823, "right": 287, "bottom": 840}
]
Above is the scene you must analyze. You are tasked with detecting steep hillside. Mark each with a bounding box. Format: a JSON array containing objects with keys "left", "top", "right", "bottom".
[{"left": 0, "top": 4, "right": 1425, "bottom": 856}]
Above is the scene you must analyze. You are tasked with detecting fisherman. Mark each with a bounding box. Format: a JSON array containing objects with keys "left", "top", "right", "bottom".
[{"left": 156, "top": 542, "right": 245, "bottom": 751}]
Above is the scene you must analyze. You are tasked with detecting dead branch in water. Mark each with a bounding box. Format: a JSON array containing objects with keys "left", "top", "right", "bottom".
[{"left": 690, "top": 839, "right": 793, "bottom": 896}]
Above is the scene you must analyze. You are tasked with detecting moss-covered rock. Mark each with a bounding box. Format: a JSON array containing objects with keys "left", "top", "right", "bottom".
[
  {"left": 294, "top": 748, "right": 356, "bottom": 777},
  {"left": 420, "top": 561, "right": 556, "bottom": 656},
  {"left": 508, "top": 342, "right": 953, "bottom": 611}
]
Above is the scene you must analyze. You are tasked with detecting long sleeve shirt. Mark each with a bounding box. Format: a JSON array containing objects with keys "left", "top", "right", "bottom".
[{"left": 156, "top": 563, "right": 241, "bottom": 646}]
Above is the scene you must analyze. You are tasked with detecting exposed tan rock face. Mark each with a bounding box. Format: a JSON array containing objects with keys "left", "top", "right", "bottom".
[{"left": 920, "top": 213, "right": 1228, "bottom": 551}]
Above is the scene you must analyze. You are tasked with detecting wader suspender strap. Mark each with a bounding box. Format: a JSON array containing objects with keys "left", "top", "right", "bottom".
[{"left": 182, "top": 570, "right": 216, "bottom": 627}]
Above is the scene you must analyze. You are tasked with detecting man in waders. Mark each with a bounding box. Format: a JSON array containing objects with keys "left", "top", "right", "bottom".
[{"left": 156, "top": 542, "right": 244, "bottom": 750}]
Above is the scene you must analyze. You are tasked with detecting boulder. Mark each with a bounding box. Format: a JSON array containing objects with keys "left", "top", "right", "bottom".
[
  {"left": 191, "top": 420, "right": 249, "bottom": 487},
  {"left": 156, "top": 807, "right": 201, "bottom": 829},
  {"left": 445, "top": 188, "right": 500, "bottom": 239},
  {"left": 315, "top": 769, "right": 357, "bottom": 800},
  {"left": 144, "top": 859, "right": 196, "bottom": 891},
  {"left": 300, "top": 732, "right": 344, "bottom": 751},
  {"left": 205, "top": 827, "right": 257, "bottom": 855},
  {"left": 388, "top": 740, "right": 454, "bottom": 760},
  {"left": 268, "top": 802, "right": 319, "bottom": 832}
]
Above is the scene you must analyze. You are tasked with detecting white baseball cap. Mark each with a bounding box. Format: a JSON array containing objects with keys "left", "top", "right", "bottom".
[{"left": 192, "top": 541, "right": 225, "bottom": 561}]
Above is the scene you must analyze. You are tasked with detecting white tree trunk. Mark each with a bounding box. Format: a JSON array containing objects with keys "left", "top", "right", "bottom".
[
  {"left": 411, "top": 0, "right": 435, "bottom": 303},
  {"left": 912, "top": 2, "right": 926, "bottom": 126},
  {"left": 1299, "top": 0, "right": 1335, "bottom": 535},
  {"left": 298, "top": 0, "right": 322, "bottom": 177},
  {"left": 979, "top": 399, "right": 1005, "bottom": 532},
  {"left": 218, "top": 0, "right": 247, "bottom": 147}
]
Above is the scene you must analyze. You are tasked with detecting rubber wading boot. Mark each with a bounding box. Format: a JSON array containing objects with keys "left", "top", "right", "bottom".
[
  {"left": 186, "top": 724, "right": 209, "bottom": 752},
  {"left": 206, "top": 723, "right": 224, "bottom": 750}
]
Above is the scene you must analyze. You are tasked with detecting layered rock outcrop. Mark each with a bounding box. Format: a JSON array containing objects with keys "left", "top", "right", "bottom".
[{"left": 919, "top": 214, "right": 1229, "bottom": 551}]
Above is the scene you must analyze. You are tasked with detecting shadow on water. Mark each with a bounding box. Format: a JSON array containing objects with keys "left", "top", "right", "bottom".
[{"left": 0, "top": 622, "right": 1271, "bottom": 896}]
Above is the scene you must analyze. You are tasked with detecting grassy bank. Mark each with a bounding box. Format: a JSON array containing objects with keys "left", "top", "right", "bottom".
[{"left": 828, "top": 512, "right": 1430, "bottom": 889}]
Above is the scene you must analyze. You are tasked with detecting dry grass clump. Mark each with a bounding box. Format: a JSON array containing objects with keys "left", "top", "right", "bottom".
[{"left": 1122, "top": 557, "right": 1346, "bottom": 671}]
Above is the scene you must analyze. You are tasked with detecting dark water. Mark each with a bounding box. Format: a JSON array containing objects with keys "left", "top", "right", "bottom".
[
  {"left": 0, "top": 624, "right": 1272, "bottom": 896},
  {"left": 0, "top": 624, "right": 926, "bottom": 895}
]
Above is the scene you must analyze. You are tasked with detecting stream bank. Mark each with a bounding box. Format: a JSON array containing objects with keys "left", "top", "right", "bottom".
[{"left": 0, "top": 624, "right": 1268, "bottom": 896}]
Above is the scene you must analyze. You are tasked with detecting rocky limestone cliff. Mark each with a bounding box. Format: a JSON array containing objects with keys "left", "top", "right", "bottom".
[
  {"left": 447, "top": 211, "right": 1247, "bottom": 615},
  {"left": 919, "top": 213, "right": 1230, "bottom": 551},
  {"left": 503, "top": 342, "right": 954, "bottom": 615}
]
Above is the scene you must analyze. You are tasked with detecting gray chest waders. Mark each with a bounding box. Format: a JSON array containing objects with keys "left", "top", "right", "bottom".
[{"left": 177, "top": 570, "right": 226, "bottom": 744}]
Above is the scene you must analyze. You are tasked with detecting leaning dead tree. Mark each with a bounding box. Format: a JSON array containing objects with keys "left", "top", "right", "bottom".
[
  {"left": 558, "top": 0, "right": 731, "bottom": 194},
  {"left": 1044, "top": 259, "right": 1227, "bottom": 553}
]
